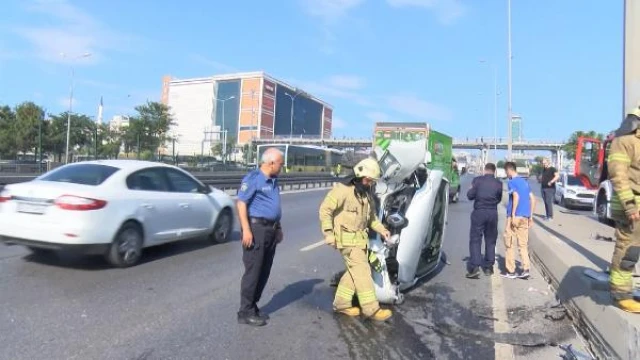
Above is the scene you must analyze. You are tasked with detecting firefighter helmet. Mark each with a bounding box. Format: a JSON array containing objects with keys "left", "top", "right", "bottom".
[{"left": 354, "top": 158, "right": 381, "bottom": 180}]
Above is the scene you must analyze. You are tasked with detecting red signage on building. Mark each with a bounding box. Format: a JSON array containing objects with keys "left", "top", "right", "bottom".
[{"left": 263, "top": 79, "right": 275, "bottom": 97}]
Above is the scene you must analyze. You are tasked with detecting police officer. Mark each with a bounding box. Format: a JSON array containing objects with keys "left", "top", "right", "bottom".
[
  {"left": 236, "top": 147, "right": 285, "bottom": 326},
  {"left": 466, "top": 163, "right": 503, "bottom": 279},
  {"left": 319, "top": 158, "right": 393, "bottom": 321},
  {"left": 607, "top": 105, "right": 640, "bottom": 313}
]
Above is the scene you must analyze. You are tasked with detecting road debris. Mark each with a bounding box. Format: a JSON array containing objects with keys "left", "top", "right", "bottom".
[{"left": 559, "top": 344, "right": 594, "bottom": 360}]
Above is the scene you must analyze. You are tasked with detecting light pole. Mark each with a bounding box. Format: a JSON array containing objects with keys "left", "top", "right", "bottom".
[
  {"left": 284, "top": 91, "right": 300, "bottom": 139},
  {"left": 480, "top": 59, "right": 499, "bottom": 161},
  {"left": 507, "top": 0, "right": 513, "bottom": 160},
  {"left": 215, "top": 95, "right": 235, "bottom": 164},
  {"left": 61, "top": 52, "right": 92, "bottom": 164}
]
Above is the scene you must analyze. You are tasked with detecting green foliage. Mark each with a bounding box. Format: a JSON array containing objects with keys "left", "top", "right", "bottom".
[
  {"left": 0, "top": 100, "right": 175, "bottom": 162},
  {"left": 497, "top": 160, "right": 505, "bottom": 168},
  {"left": 563, "top": 130, "right": 604, "bottom": 160}
]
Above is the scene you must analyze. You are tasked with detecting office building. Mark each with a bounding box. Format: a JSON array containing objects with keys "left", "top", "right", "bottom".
[
  {"left": 511, "top": 114, "right": 523, "bottom": 142},
  {"left": 109, "top": 115, "right": 130, "bottom": 131},
  {"left": 162, "top": 72, "right": 334, "bottom": 156}
]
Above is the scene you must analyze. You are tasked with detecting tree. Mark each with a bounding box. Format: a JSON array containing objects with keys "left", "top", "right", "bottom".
[
  {"left": 96, "top": 124, "right": 122, "bottom": 159},
  {"left": 210, "top": 136, "right": 236, "bottom": 161},
  {"left": 497, "top": 160, "right": 505, "bottom": 168},
  {"left": 123, "top": 101, "right": 175, "bottom": 158},
  {"left": 563, "top": 130, "right": 604, "bottom": 160},
  {"left": 0, "top": 105, "right": 17, "bottom": 158},
  {"left": 46, "top": 112, "right": 95, "bottom": 162},
  {"left": 14, "top": 102, "right": 44, "bottom": 154}
]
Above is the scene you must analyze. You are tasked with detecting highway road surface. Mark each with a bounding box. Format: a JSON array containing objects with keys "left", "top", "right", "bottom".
[{"left": 0, "top": 176, "right": 590, "bottom": 360}]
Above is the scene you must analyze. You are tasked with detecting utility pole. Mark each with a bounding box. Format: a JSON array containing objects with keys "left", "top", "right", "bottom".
[
  {"left": 215, "top": 96, "right": 235, "bottom": 165},
  {"left": 38, "top": 109, "right": 43, "bottom": 173},
  {"left": 507, "top": 0, "right": 513, "bottom": 160},
  {"left": 284, "top": 91, "right": 300, "bottom": 139},
  {"left": 61, "top": 52, "right": 91, "bottom": 164}
]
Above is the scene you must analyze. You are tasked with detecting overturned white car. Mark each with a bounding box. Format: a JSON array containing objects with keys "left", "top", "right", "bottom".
[{"left": 331, "top": 138, "right": 450, "bottom": 304}]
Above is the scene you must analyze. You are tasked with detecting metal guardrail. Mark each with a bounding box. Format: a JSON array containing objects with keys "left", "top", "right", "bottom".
[
  {"left": 0, "top": 172, "right": 337, "bottom": 186},
  {"left": 205, "top": 176, "right": 338, "bottom": 195},
  {"left": 0, "top": 176, "right": 338, "bottom": 195}
]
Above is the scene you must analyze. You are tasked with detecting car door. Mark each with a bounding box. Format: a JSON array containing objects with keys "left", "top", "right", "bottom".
[
  {"left": 125, "top": 167, "right": 179, "bottom": 244},
  {"left": 555, "top": 174, "right": 564, "bottom": 201},
  {"left": 163, "top": 168, "right": 215, "bottom": 239}
]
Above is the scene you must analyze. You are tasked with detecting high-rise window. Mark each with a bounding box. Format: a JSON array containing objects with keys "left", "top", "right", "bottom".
[
  {"left": 274, "top": 84, "right": 322, "bottom": 137},
  {"left": 214, "top": 80, "right": 241, "bottom": 140}
]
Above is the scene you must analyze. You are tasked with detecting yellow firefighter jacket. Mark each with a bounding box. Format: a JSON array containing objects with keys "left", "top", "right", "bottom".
[
  {"left": 608, "top": 130, "right": 640, "bottom": 217},
  {"left": 319, "top": 183, "right": 387, "bottom": 249}
]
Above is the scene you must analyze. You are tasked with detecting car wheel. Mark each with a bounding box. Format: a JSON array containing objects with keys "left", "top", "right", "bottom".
[
  {"left": 106, "top": 222, "right": 143, "bottom": 268},
  {"left": 210, "top": 208, "right": 233, "bottom": 243},
  {"left": 451, "top": 187, "right": 460, "bottom": 203},
  {"left": 560, "top": 196, "right": 567, "bottom": 208},
  {"left": 27, "top": 247, "right": 53, "bottom": 257}
]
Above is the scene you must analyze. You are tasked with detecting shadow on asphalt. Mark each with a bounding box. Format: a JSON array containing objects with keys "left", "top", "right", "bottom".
[
  {"left": 21, "top": 230, "right": 242, "bottom": 270},
  {"left": 261, "top": 278, "right": 324, "bottom": 315},
  {"left": 532, "top": 215, "right": 608, "bottom": 271}
]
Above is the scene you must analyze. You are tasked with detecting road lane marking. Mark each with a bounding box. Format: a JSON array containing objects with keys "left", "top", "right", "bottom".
[
  {"left": 492, "top": 271, "right": 515, "bottom": 359},
  {"left": 494, "top": 201, "right": 515, "bottom": 359},
  {"left": 300, "top": 240, "right": 325, "bottom": 252}
]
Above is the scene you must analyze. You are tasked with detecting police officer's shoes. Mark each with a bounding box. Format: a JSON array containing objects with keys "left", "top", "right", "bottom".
[
  {"left": 615, "top": 299, "right": 640, "bottom": 313},
  {"left": 256, "top": 308, "right": 270, "bottom": 320},
  {"left": 466, "top": 268, "right": 481, "bottom": 279},
  {"left": 238, "top": 313, "right": 267, "bottom": 326}
]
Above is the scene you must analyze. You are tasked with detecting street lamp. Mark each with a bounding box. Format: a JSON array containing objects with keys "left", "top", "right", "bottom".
[
  {"left": 61, "top": 52, "right": 92, "bottom": 164},
  {"left": 479, "top": 59, "right": 499, "bottom": 161},
  {"left": 215, "top": 95, "right": 236, "bottom": 164},
  {"left": 284, "top": 91, "right": 301, "bottom": 139},
  {"left": 507, "top": 0, "right": 513, "bottom": 160}
]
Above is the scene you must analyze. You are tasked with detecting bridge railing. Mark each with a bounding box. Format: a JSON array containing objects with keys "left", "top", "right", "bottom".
[
  {"left": 252, "top": 136, "right": 566, "bottom": 146},
  {"left": 453, "top": 137, "right": 566, "bottom": 145}
]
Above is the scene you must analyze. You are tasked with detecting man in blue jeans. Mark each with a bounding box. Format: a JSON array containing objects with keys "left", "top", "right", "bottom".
[
  {"left": 466, "top": 163, "right": 503, "bottom": 279},
  {"left": 502, "top": 162, "right": 536, "bottom": 279}
]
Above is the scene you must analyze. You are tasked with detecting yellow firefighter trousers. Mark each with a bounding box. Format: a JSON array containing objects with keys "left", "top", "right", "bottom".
[
  {"left": 334, "top": 247, "right": 380, "bottom": 317},
  {"left": 610, "top": 219, "right": 640, "bottom": 300}
]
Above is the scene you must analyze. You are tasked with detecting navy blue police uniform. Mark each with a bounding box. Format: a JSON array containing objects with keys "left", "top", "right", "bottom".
[
  {"left": 466, "top": 174, "right": 503, "bottom": 273},
  {"left": 237, "top": 169, "right": 282, "bottom": 318}
]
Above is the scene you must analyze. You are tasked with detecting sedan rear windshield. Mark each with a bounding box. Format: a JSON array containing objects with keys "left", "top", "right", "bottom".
[{"left": 39, "top": 164, "right": 120, "bottom": 186}]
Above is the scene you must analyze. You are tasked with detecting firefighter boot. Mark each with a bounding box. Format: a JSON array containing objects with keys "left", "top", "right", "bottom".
[
  {"left": 335, "top": 307, "right": 361, "bottom": 316},
  {"left": 370, "top": 308, "right": 393, "bottom": 321},
  {"left": 615, "top": 299, "right": 640, "bottom": 313}
]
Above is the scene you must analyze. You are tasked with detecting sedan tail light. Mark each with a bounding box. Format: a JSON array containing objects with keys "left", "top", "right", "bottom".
[
  {"left": 0, "top": 191, "right": 10, "bottom": 203},
  {"left": 54, "top": 195, "right": 107, "bottom": 211}
]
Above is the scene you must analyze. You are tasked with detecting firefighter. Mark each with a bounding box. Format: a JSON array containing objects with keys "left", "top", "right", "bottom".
[
  {"left": 607, "top": 105, "right": 640, "bottom": 313},
  {"left": 319, "top": 158, "right": 393, "bottom": 321}
]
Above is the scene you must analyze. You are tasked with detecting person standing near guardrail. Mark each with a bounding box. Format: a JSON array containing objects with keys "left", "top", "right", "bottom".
[
  {"left": 502, "top": 161, "right": 536, "bottom": 279},
  {"left": 540, "top": 158, "right": 559, "bottom": 221},
  {"left": 236, "top": 147, "right": 285, "bottom": 326},
  {"left": 318, "top": 158, "right": 392, "bottom": 321},
  {"left": 465, "top": 163, "right": 503, "bottom": 279},
  {"left": 605, "top": 106, "right": 640, "bottom": 313}
]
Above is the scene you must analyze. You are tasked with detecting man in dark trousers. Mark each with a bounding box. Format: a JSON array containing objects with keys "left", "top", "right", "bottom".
[
  {"left": 466, "top": 163, "right": 503, "bottom": 278},
  {"left": 540, "top": 158, "right": 559, "bottom": 221},
  {"left": 236, "top": 147, "right": 285, "bottom": 326}
]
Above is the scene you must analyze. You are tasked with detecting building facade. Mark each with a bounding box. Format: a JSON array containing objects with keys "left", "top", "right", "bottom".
[
  {"left": 162, "top": 71, "right": 333, "bottom": 156},
  {"left": 511, "top": 114, "right": 523, "bottom": 142}
]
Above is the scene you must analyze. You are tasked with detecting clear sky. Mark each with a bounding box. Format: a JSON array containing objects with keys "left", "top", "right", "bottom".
[{"left": 0, "top": 0, "right": 625, "bottom": 143}]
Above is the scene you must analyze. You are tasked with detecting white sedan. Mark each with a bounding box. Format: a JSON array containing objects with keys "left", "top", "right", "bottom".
[{"left": 0, "top": 160, "right": 235, "bottom": 267}]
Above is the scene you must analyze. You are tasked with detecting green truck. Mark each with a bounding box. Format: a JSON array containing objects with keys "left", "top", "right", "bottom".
[{"left": 373, "top": 122, "right": 461, "bottom": 203}]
